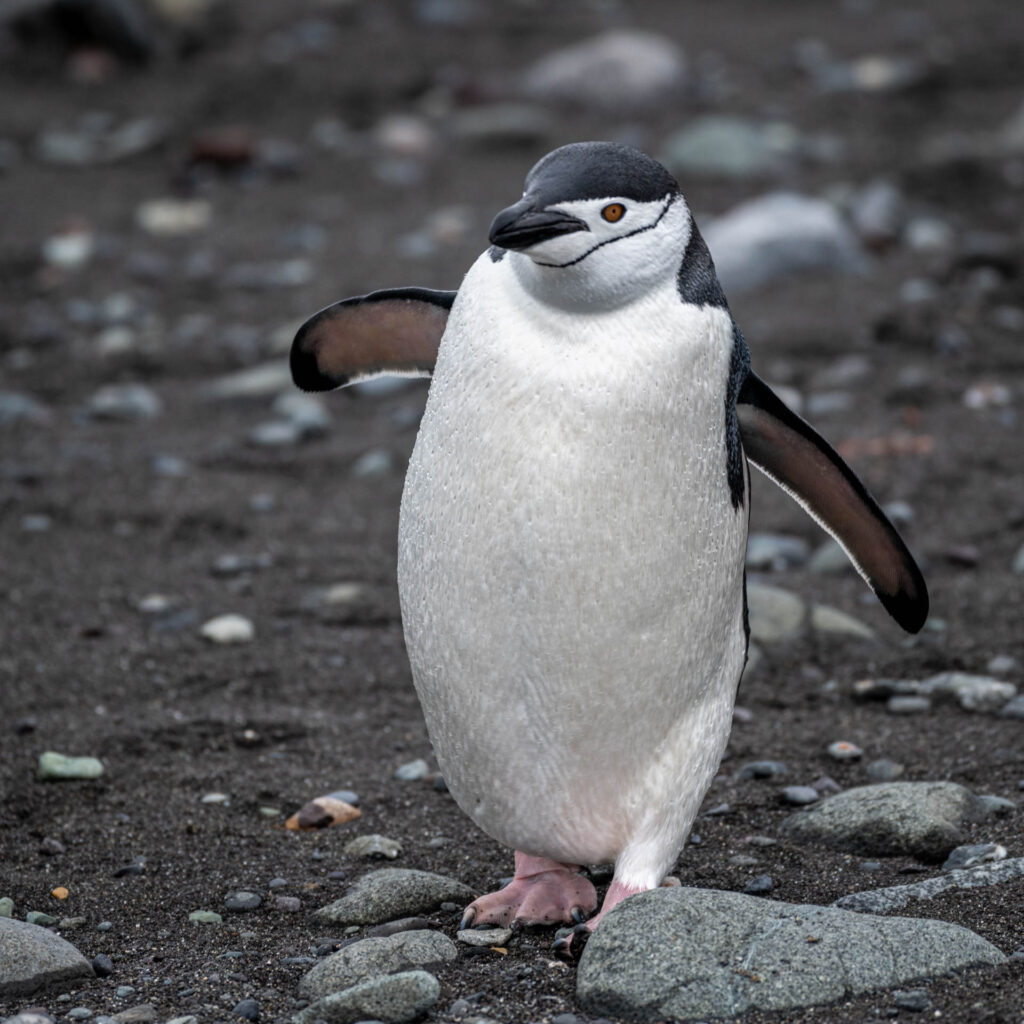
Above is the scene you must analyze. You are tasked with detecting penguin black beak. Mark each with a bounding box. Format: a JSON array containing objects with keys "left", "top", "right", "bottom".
[{"left": 488, "top": 198, "right": 589, "bottom": 251}]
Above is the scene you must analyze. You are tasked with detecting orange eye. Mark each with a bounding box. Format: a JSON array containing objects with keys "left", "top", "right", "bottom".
[{"left": 601, "top": 203, "right": 625, "bottom": 223}]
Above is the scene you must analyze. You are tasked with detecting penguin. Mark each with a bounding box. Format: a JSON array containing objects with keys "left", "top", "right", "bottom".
[{"left": 291, "top": 141, "right": 928, "bottom": 950}]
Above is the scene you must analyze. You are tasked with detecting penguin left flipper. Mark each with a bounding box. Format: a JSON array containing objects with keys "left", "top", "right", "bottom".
[
  {"left": 736, "top": 371, "right": 929, "bottom": 634},
  {"left": 290, "top": 287, "right": 455, "bottom": 391}
]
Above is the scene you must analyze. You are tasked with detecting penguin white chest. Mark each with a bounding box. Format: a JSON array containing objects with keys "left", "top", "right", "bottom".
[{"left": 397, "top": 254, "right": 748, "bottom": 869}]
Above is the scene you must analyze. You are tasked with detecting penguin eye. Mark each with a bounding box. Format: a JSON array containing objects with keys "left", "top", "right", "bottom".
[{"left": 601, "top": 203, "right": 626, "bottom": 223}]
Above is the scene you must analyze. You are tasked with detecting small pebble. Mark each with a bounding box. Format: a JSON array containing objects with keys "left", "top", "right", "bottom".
[
  {"left": 737, "top": 760, "right": 789, "bottom": 780},
  {"left": 115, "top": 986, "right": 136, "bottom": 998},
  {"left": 0, "top": 897, "right": 13, "bottom": 917},
  {"left": 38, "top": 751, "right": 104, "bottom": 780},
  {"left": 743, "top": 875, "right": 773, "bottom": 895},
  {"left": 866, "top": 758, "right": 905, "bottom": 781},
  {"left": 887, "top": 695, "right": 931, "bottom": 715},
  {"left": 343, "top": 834, "right": 403, "bottom": 859},
  {"left": 826, "top": 741, "right": 863, "bottom": 761},
  {"left": 92, "top": 953, "right": 114, "bottom": 976},
  {"left": 351, "top": 449, "right": 394, "bottom": 477},
  {"left": 200, "top": 614, "right": 255, "bottom": 644},
  {"left": 224, "top": 891, "right": 262, "bottom": 912},
  {"left": 188, "top": 910, "right": 223, "bottom": 924},
  {"left": 395, "top": 758, "right": 430, "bottom": 781},
  {"left": 892, "top": 989, "right": 931, "bottom": 1012},
  {"left": 942, "top": 843, "right": 1006, "bottom": 871},
  {"left": 781, "top": 786, "right": 819, "bottom": 805},
  {"left": 457, "top": 926, "right": 514, "bottom": 947},
  {"left": 26, "top": 910, "right": 58, "bottom": 925},
  {"left": 859, "top": 861, "right": 883, "bottom": 872},
  {"left": 275, "top": 896, "right": 301, "bottom": 913},
  {"left": 67, "top": 1009, "right": 92, "bottom": 1020},
  {"left": 268, "top": 877, "right": 288, "bottom": 889},
  {"left": 232, "top": 998, "right": 260, "bottom": 1021}
]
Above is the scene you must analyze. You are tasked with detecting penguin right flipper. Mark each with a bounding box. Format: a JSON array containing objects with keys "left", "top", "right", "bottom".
[
  {"left": 736, "top": 371, "right": 928, "bottom": 634},
  {"left": 291, "top": 287, "right": 456, "bottom": 391}
]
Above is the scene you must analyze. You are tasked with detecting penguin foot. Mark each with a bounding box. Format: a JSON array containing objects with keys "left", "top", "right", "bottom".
[
  {"left": 551, "top": 878, "right": 649, "bottom": 957},
  {"left": 460, "top": 851, "right": 597, "bottom": 930}
]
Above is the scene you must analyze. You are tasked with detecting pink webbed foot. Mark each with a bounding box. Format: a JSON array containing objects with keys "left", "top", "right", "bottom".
[
  {"left": 551, "top": 876, "right": 677, "bottom": 955},
  {"left": 460, "top": 851, "right": 598, "bottom": 930}
]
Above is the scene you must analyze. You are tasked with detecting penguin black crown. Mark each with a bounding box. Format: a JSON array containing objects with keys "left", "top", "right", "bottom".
[{"left": 291, "top": 141, "right": 927, "bottom": 950}]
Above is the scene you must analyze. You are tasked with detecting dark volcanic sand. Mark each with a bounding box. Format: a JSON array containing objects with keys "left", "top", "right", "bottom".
[{"left": 1, "top": 2, "right": 1023, "bottom": 1022}]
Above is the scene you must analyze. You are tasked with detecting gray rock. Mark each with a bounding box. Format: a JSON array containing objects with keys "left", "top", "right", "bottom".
[
  {"left": 808, "top": 538, "right": 853, "bottom": 574},
  {"left": 292, "top": 969, "right": 440, "bottom": 1024},
  {"left": 204, "top": 361, "right": 292, "bottom": 400},
  {"left": 447, "top": 104, "right": 553, "bottom": 148},
  {"left": 781, "top": 786, "right": 819, "bottom": 805},
  {"left": 922, "top": 672, "right": 1016, "bottom": 713},
  {"left": 745, "top": 533, "right": 810, "bottom": 571},
  {"left": 779, "top": 781, "right": 991, "bottom": 861},
  {"left": 942, "top": 843, "right": 1007, "bottom": 871},
  {"left": 1000, "top": 695, "right": 1024, "bottom": 719},
  {"left": 351, "top": 449, "right": 394, "bottom": 478},
  {"left": 316, "top": 869, "right": 474, "bottom": 926},
  {"left": 736, "top": 761, "right": 789, "bottom": 780},
  {"left": 746, "top": 582, "right": 805, "bottom": 642},
  {"left": 834, "top": 857, "right": 1024, "bottom": 914},
  {"left": 519, "top": 31, "right": 686, "bottom": 113},
  {"left": 224, "top": 891, "right": 262, "bottom": 912},
  {"left": 850, "top": 179, "right": 905, "bottom": 247},
  {"left": 38, "top": 752, "right": 104, "bottom": 780},
  {"left": 888, "top": 695, "right": 932, "bottom": 715},
  {"left": 0, "top": 916, "right": 95, "bottom": 997},
  {"left": 344, "top": 835, "right": 403, "bottom": 860},
  {"left": 578, "top": 887, "right": 1003, "bottom": 1020},
  {"left": 703, "top": 192, "right": 868, "bottom": 295},
  {"left": 86, "top": 384, "right": 162, "bottom": 421},
  {"left": 248, "top": 420, "right": 304, "bottom": 447},
  {"left": 272, "top": 391, "right": 330, "bottom": 437},
  {"left": 0, "top": 391, "right": 51, "bottom": 427},
  {"left": 0, "top": 897, "right": 13, "bottom": 917},
  {"left": 299, "top": 930, "right": 456, "bottom": 1000},
  {"left": 660, "top": 117, "right": 802, "bottom": 179},
  {"left": 866, "top": 759, "right": 905, "bottom": 782},
  {"left": 394, "top": 759, "right": 429, "bottom": 781},
  {"left": 810, "top": 604, "right": 875, "bottom": 641},
  {"left": 456, "top": 926, "right": 513, "bottom": 947},
  {"left": 827, "top": 741, "right": 863, "bottom": 761}
]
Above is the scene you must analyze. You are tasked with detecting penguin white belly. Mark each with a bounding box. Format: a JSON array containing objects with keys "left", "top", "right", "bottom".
[{"left": 398, "top": 255, "right": 748, "bottom": 883}]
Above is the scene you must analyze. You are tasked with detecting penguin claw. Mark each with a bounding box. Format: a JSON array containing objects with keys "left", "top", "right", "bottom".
[
  {"left": 553, "top": 922, "right": 592, "bottom": 958},
  {"left": 459, "top": 908, "right": 476, "bottom": 931},
  {"left": 570, "top": 905, "right": 587, "bottom": 925}
]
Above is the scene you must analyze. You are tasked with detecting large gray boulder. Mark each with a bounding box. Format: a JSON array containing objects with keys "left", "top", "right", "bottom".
[
  {"left": 299, "top": 930, "right": 456, "bottom": 1000},
  {"left": 779, "top": 781, "right": 991, "bottom": 861},
  {"left": 316, "top": 869, "right": 474, "bottom": 926},
  {"left": 577, "top": 887, "right": 1005, "bottom": 1021},
  {"left": 0, "top": 917, "right": 95, "bottom": 997}
]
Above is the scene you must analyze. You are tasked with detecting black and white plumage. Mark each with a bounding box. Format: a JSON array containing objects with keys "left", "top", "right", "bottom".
[{"left": 291, "top": 141, "right": 927, "bottom": 942}]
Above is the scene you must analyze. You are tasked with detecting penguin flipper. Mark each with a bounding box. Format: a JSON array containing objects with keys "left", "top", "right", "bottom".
[
  {"left": 736, "top": 371, "right": 928, "bottom": 634},
  {"left": 290, "top": 287, "right": 456, "bottom": 391}
]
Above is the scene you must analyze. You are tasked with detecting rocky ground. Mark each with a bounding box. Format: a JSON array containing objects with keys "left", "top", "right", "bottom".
[{"left": 1, "top": 1, "right": 1023, "bottom": 1022}]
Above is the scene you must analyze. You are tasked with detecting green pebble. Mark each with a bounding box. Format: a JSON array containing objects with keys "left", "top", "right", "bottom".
[
  {"left": 188, "top": 909, "right": 223, "bottom": 924},
  {"left": 26, "top": 910, "right": 58, "bottom": 925},
  {"left": 38, "top": 751, "right": 104, "bottom": 780},
  {"left": 258, "top": 806, "right": 281, "bottom": 818},
  {"left": 0, "top": 897, "right": 14, "bottom": 917}
]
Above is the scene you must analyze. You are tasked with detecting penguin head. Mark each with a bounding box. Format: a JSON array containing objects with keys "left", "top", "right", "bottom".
[{"left": 489, "top": 142, "right": 692, "bottom": 311}]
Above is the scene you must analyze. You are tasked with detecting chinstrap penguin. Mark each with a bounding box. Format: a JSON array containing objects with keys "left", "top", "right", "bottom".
[{"left": 291, "top": 141, "right": 928, "bottom": 951}]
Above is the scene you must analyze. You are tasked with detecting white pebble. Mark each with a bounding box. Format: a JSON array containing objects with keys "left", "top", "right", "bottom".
[{"left": 200, "top": 614, "right": 254, "bottom": 644}]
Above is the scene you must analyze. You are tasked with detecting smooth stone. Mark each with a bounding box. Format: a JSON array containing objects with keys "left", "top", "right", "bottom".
[
  {"left": 577, "top": 887, "right": 1004, "bottom": 1020},
  {"left": 811, "top": 604, "right": 875, "bottom": 640},
  {"left": 0, "top": 897, "right": 13, "bottom": 917},
  {"left": 204, "top": 361, "right": 292, "bottom": 400},
  {"left": 743, "top": 875, "right": 773, "bottom": 895},
  {"left": 808, "top": 538, "right": 853, "bottom": 574},
  {"left": 232, "top": 998, "right": 259, "bottom": 1021},
  {"left": 942, "top": 843, "right": 1006, "bottom": 871},
  {"left": 780, "top": 781, "right": 992, "bottom": 862},
  {"left": 394, "top": 759, "right": 429, "bottom": 781},
  {"left": 136, "top": 197, "right": 211, "bottom": 235},
  {"left": 850, "top": 179, "right": 905, "bottom": 247},
  {"left": 316, "top": 869, "right": 474, "bottom": 926},
  {"left": 38, "top": 752, "right": 104, "bottom": 780},
  {"left": 736, "top": 760, "right": 789, "bottom": 780},
  {"left": 344, "top": 835, "right": 403, "bottom": 860},
  {"left": 0, "top": 391, "right": 51, "bottom": 426},
  {"left": 0, "top": 916, "right": 95, "bottom": 997},
  {"left": 834, "top": 857, "right": 1024, "bottom": 914},
  {"left": 275, "top": 896, "right": 301, "bottom": 913},
  {"left": 91, "top": 953, "right": 114, "bottom": 976},
  {"left": 86, "top": 384, "right": 162, "bottom": 421},
  {"left": 110, "top": 1005, "right": 156, "bottom": 1023},
  {"left": 661, "top": 116, "right": 801, "bottom": 179},
  {"left": 456, "top": 926, "right": 513, "bottom": 947},
  {"left": 351, "top": 449, "right": 394, "bottom": 477},
  {"left": 299, "top": 931, "right": 456, "bottom": 1000},
  {"left": 519, "top": 31, "right": 686, "bottom": 113},
  {"left": 746, "top": 582, "right": 805, "bottom": 642},
  {"left": 976, "top": 795, "right": 1016, "bottom": 816},
  {"left": 866, "top": 759, "right": 905, "bottom": 782},
  {"left": 188, "top": 910, "right": 222, "bottom": 924},
  {"left": 921, "top": 672, "right": 1016, "bottom": 713},
  {"left": 248, "top": 420, "right": 304, "bottom": 447},
  {"left": 745, "top": 533, "right": 810, "bottom": 571},
  {"left": 447, "top": 104, "right": 553, "bottom": 147},
  {"left": 781, "top": 786, "right": 819, "bottom": 805},
  {"left": 827, "top": 741, "right": 863, "bottom": 761},
  {"left": 888, "top": 695, "right": 932, "bottom": 714},
  {"left": 999, "top": 695, "right": 1024, "bottom": 719},
  {"left": 292, "top": 969, "right": 440, "bottom": 1024},
  {"left": 25, "top": 912, "right": 57, "bottom": 927},
  {"left": 704, "top": 192, "right": 868, "bottom": 295},
  {"left": 224, "top": 891, "right": 262, "bottom": 912},
  {"left": 200, "top": 614, "right": 254, "bottom": 644},
  {"left": 272, "top": 392, "right": 330, "bottom": 436}
]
